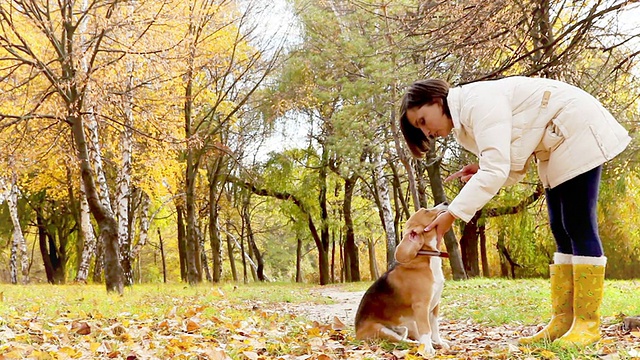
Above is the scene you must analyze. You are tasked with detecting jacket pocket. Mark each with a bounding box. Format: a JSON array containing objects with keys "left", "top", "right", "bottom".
[{"left": 535, "top": 121, "right": 565, "bottom": 161}]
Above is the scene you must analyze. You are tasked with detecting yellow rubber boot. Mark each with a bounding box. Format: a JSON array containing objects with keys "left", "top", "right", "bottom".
[
  {"left": 519, "top": 264, "right": 573, "bottom": 344},
  {"left": 554, "top": 260, "right": 606, "bottom": 348}
]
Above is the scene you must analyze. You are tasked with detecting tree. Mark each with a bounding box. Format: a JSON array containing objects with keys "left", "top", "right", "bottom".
[{"left": 0, "top": 0, "right": 161, "bottom": 292}]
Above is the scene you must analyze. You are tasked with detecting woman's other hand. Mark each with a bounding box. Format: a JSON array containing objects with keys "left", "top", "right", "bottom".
[{"left": 445, "top": 163, "right": 479, "bottom": 183}]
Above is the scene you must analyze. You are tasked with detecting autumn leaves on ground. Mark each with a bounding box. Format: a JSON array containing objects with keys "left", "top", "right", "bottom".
[{"left": 1, "top": 279, "right": 639, "bottom": 360}]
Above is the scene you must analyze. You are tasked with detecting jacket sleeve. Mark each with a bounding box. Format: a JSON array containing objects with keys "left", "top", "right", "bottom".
[
  {"left": 504, "top": 156, "right": 532, "bottom": 186},
  {"left": 448, "top": 95, "right": 513, "bottom": 222}
]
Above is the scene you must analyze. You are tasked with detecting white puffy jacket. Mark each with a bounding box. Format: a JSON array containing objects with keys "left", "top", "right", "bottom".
[{"left": 446, "top": 76, "right": 631, "bottom": 222}]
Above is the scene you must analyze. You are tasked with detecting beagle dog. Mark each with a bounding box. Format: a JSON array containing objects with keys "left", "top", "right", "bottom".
[{"left": 354, "top": 204, "right": 449, "bottom": 354}]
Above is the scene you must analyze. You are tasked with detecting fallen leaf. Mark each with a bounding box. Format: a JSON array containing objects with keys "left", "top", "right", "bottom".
[
  {"left": 332, "top": 316, "right": 346, "bottom": 330},
  {"left": 203, "top": 348, "right": 230, "bottom": 360},
  {"left": 186, "top": 319, "right": 200, "bottom": 333},
  {"left": 111, "top": 324, "right": 126, "bottom": 337},
  {"left": 242, "top": 351, "right": 259, "bottom": 360},
  {"left": 71, "top": 321, "right": 91, "bottom": 335}
]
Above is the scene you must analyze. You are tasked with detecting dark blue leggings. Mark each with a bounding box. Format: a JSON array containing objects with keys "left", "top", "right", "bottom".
[{"left": 545, "top": 166, "right": 603, "bottom": 257}]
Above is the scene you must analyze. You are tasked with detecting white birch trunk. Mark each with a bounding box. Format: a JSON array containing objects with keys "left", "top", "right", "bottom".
[
  {"left": 374, "top": 153, "right": 397, "bottom": 269},
  {"left": 80, "top": 0, "right": 111, "bottom": 215},
  {"left": 78, "top": 0, "right": 110, "bottom": 282},
  {"left": 1, "top": 177, "right": 17, "bottom": 284},
  {"left": 117, "top": 24, "right": 136, "bottom": 283},
  {"left": 75, "top": 181, "right": 97, "bottom": 283},
  {"left": 4, "top": 175, "right": 29, "bottom": 284},
  {"left": 86, "top": 114, "right": 112, "bottom": 213},
  {"left": 116, "top": 93, "right": 133, "bottom": 284},
  {"left": 130, "top": 190, "right": 150, "bottom": 259}
]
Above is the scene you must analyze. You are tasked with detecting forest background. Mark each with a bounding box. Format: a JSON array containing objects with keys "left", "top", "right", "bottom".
[{"left": 1, "top": 0, "right": 639, "bottom": 293}]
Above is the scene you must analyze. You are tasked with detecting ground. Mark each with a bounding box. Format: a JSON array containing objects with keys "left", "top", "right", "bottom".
[{"left": 277, "top": 286, "right": 639, "bottom": 359}]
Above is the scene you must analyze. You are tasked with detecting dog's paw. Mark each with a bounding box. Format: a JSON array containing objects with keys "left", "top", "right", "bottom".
[
  {"left": 418, "top": 343, "right": 436, "bottom": 355},
  {"left": 435, "top": 339, "right": 450, "bottom": 350},
  {"left": 418, "top": 335, "right": 435, "bottom": 355}
]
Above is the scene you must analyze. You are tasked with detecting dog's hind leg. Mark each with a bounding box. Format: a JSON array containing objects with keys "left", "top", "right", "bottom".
[
  {"left": 378, "top": 326, "right": 406, "bottom": 342},
  {"left": 390, "top": 326, "right": 409, "bottom": 341},
  {"left": 357, "top": 322, "right": 405, "bottom": 342}
]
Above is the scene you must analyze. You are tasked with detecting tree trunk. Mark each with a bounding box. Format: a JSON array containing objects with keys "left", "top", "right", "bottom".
[
  {"left": 479, "top": 223, "right": 490, "bottom": 277},
  {"left": 243, "top": 200, "right": 266, "bottom": 281},
  {"left": 388, "top": 160, "right": 411, "bottom": 219},
  {"left": 373, "top": 153, "right": 397, "bottom": 269},
  {"left": 421, "top": 149, "right": 468, "bottom": 280},
  {"left": 6, "top": 176, "right": 29, "bottom": 284},
  {"left": 296, "top": 237, "right": 303, "bottom": 283},
  {"left": 198, "top": 226, "right": 212, "bottom": 282},
  {"left": 340, "top": 240, "right": 345, "bottom": 283},
  {"left": 75, "top": 182, "right": 97, "bottom": 283},
  {"left": 130, "top": 190, "right": 151, "bottom": 259},
  {"left": 185, "top": 158, "right": 202, "bottom": 284},
  {"left": 71, "top": 111, "right": 123, "bottom": 293},
  {"left": 226, "top": 219, "right": 238, "bottom": 282},
  {"left": 36, "top": 210, "right": 55, "bottom": 284},
  {"left": 209, "top": 202, "right": 223, "bottom": 283},
  {"left": 52, "top": 239, "right": 65, "bottom": 284},
  {"left": 317, "top": 147, "right": 331, "bottom": 285},
  {"left": 460, "top": 214, "right": 481, "bottom": 278},
  {"left": 183, "top": 43, "right": 202, "bottom": 286},
  {"left": 342, "top": 177, "right": 360, "bottom": 281},
  {"left": 87, "top": 110, "right": 109, "bottom": 285},
  {"left": 207, "top": 158, "right": 224, "bottom": 282},
  {"left": 240, "top": 220, "right": 248, "bottom": 284},
  {"left": 331, "top": 231, "right": 336, "bottom": 283},
  {"left": 116, "top": 84, "right": 134, "bottom": 287},
  {"left": 497, "top": 229, "right": 510, "bottom": 278},
  {"left": 176, "top": 204, "right": 187, "bottom": 282},
  {"left": 158, "top": 228, "right": 167, "bottom": 283},
  {"left": 367, "top": 238, "right": 379, "bottom": 280},
  {"left": 93, "top": 236, "right": 104, "bottom": 283}
]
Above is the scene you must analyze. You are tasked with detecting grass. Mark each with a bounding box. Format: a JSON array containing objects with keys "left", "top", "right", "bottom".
[
  {"left": 334, "top": 277, "right": 640, "bottom": 325},
  {"left": 0, "top": 282, "right": 323, "bottom": 320},
  {"left": 0, "top": 278, "right": 638, "bottom": 359}
]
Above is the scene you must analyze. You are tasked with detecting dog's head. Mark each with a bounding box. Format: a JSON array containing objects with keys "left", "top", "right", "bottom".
[{"left": 394, "top": 203, "right": 448, "bottom": 264}]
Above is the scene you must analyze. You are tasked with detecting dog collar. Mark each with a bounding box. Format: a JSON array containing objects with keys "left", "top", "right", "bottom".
[{"left": 417, "top": 250, "right": 450, "bottom": 258}]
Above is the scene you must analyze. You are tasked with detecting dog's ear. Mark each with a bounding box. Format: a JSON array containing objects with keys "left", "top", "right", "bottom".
[{"left": 394, "top": 229, "right": 423, "bottom": 263}]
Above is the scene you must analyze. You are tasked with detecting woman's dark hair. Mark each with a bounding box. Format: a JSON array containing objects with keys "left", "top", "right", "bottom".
[{"left": 399, "top": 79, "right": 451, "bottom": 158}]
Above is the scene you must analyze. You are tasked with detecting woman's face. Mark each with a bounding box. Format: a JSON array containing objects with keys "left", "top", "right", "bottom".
[{"left": 406, "top": 102, "right": 453, "bottom": 139}]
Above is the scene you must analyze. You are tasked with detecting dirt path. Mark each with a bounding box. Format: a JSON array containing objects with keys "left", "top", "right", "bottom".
[{"left": 292, "top": 287, "right": 365, "bottom": 326}]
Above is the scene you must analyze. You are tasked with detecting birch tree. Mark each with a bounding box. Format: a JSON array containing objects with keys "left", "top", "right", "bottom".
[
  {"left": 1, "top": 174, "right": 29, "bottom": 284},
  {"left": 75, "top": 182, "right": 97, "bottom": 283},
  {"left": 0, "top": 0, "right": 144, "bottom": 293}
]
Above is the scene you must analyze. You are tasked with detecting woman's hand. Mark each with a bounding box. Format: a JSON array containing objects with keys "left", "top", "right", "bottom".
[
  {"left": 424, "top": 211, "right": 456, "bottom": 249},
  {"left": 445, "top": 163, "right": 479, "bottom": 183}
]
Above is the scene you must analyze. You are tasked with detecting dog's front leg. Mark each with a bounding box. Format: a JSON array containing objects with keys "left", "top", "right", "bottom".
[
  {"left": 411, "top": 302, "right": 435, "bottom": 354},
  {"left": 429, "top": 307, "right": 449, "bottom": 349}
]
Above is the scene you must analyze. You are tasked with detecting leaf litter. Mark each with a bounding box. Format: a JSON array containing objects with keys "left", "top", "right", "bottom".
[{"left": 0, "top": 286, "right": 638, "bottom": 359}]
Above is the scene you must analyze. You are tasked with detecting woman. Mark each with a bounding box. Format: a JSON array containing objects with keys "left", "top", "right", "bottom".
[{"left": 399, "top": 76, "right": 630, "bottom": 347}]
